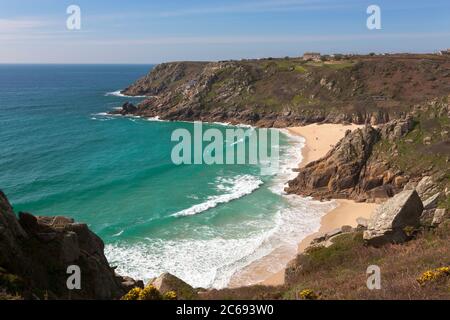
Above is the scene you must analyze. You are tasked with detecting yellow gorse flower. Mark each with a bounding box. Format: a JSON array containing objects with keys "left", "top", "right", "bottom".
[
  {"left": 121, "top": 287, "right": 142, "bottom": 300},
  {"left": 121, "top": 284, "right": 163, "bottom": 300},
  {"left": 299, "top": 289, "right": 318, "bottom": 300},
  {"left": 163, "top": 290, "right": 177, "bottom": 300},
  {"left": 417, "top": 266, "right": 450, "bottom": 285}
]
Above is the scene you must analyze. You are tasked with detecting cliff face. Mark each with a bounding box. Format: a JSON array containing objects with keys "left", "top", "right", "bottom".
[
  {"left": 117, "top": 55, "right": 450, "bottom": 127},
  {"left": 0, "top": 191, "right": 138, "bottom": 300},
  {"left": 287, "top": 98, "right": 450, "bottom": 205}
]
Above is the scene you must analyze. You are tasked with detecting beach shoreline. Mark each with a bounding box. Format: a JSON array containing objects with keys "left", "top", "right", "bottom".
[{"left": 229, "top": 123, "right": 378, "bottom": 288}]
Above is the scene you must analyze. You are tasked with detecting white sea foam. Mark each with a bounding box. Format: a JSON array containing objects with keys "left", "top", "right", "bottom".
[
  {"left": 268, "top": 129, "right": 305, "bottom": 195},
  {"left": 90, "top": 113, "right": 116, "bottom": 121},
  {"left": 172, "top": 175, "right": 263, "bottom": 217},
  {"left": 104, "top": 127, "right": 335, "bottom": 289},
  {"left": 146, "top": 116, "right": 164, "bottom": 122},
  {"left": 112, "top": 230, "right": 124, "bottom": 237},
  {"left": 105, "top": 90, "right": 148, "bottom": 98},
  {"left": 105, "top": 196, "right": 335, "bottom": 289},
  {"left": 212, "top": 121, "right": 232, "bottom": 127}
]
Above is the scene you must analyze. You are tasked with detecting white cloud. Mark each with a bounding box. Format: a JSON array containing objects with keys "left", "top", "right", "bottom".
[
  {"left": 0, "top": 18, "right": 51, "bottom": 33},
  {"left": 158, "top": 0, "right": 343, "bottom": 17}
]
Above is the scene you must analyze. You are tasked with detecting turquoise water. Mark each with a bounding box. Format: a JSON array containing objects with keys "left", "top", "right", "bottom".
[{"left": 0, "top": 64, "right": 334, "bottom": 288}]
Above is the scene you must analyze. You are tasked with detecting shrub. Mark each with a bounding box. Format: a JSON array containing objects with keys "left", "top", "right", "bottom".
[
  {"left": 417, "top": 266, "right": 450, "bottom": 285},
  {"left": 298, "top": 289, "right": 318, "bottom": 300},
  {"left": 163, "top": 291, "right": 177, "bottom": 300},
  {"left": 0, "top": 269, "right": 25, "bottom": 293},
  {"left": 138, "top": 285, "right": 162, "bottom": 300},
  {"left": 121, "top": 287, "right": 142, "bottom": 300}
]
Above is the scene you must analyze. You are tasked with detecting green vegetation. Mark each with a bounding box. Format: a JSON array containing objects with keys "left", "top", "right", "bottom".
[
  {"left": 262, "top": 59, "right": 308, "bottom": 73},
  {"left": 203, "top": 222, "right": 450, "bottom": 300},
  {"left": 283, "top": 223, "right": 450, "bottom": 299},
  {"left": 291, "top": 93, "right": 312, "bottom": 105},
  {"left": 0, "top": 271, "right": 23, "bottom": 293},
  {"left": 372, "top": 100, "right": 450, "bottom": 209},
  {"left": 325, "top": 61, "right": 356, "bottom": 69},
  {"left": 121, "top": 284, "right": 162, "bottom": 300}
]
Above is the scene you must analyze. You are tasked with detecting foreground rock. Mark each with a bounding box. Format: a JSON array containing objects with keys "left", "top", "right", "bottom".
[
  {"left": 363, "top": 190, "right": 423, "bottom": 247},
  {"left": 150, "top": 272, "right": 198, "bottom": 300},
  {"left": 0, "top": 190, "right": 138, "bottom": 299}
]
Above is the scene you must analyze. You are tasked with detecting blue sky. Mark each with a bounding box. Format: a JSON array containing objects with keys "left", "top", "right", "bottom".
[{"left": 0, "top": 0, "right": 449, "bottom": 63}]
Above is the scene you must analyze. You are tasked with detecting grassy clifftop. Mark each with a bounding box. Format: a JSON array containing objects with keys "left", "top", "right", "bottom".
[{"left": 121, "top": 54, "right": 450, "bottom": 127}]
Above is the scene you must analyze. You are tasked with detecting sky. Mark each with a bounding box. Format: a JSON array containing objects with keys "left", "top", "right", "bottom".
[{"left": 0, "top": 0, "right": 449, "bottom": 63}]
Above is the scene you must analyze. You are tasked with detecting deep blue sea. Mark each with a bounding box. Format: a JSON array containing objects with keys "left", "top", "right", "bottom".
[{"left": 0, "top": 64, "right": 334, "bottom": 288}]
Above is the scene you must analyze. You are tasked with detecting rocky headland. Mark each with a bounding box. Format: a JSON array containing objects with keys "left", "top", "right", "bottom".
[
  {"left": 0, "top": 191, "right": 143, "bottom": 300},
  {"left": 2, "top": 54, "right": 450, "bottom": 300},
  {"left": 113, "top": 54, "right": 450, "bottom": 127},
  {"left": 113, "top": 53, "right": 450, "bottom": 299}
]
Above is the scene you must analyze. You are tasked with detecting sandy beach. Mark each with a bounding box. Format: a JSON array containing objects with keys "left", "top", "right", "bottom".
[{"left": 229, "top": 123, "right": 378, "bottom": 288}]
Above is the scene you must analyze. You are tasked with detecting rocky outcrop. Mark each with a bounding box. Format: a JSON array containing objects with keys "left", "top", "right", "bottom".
[
  {"left": 149, "top": 272, "right": 198, "bottom": 300},
  {"left": 286, "top": 126, "right": 382, "bottom": 200},
  {"left": 286, "top": 116, "right": 418, "bottom": 201},
  {"left": 310, "top": 225, "right": 354, "bottom": 248},
  {"left": 363, "top": 190, "right": 423, "bottom": 247},
  {"left": 423, "top": 193, "right": 441, "bottom": 210},
  {"left": 415, "top": 176, "right": 441, "bottom": 200},
  {"left": 111, "top": 102, "right": 138, "bottom": 116},
  {"left": 0, "top": 190, "right": 139, "bottom": 300},
  {"left": 114, "top": 55, "right": 450, "bottom": 127},
  {"left": 432, "top": 209, "right": 448, "bottom": 226}
]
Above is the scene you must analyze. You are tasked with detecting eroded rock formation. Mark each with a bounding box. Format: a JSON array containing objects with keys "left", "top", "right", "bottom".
[{"left": 0, "top": 191, "right": 139, "bottom": 300}]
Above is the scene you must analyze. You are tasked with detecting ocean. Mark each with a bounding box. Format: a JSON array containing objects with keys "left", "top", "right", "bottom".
[{"left": 0, "top": 64, "right": 335, "bottom": 288}]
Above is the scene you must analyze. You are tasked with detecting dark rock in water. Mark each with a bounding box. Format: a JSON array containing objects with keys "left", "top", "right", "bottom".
[
  {"left": 110, "top": 102, "right": 138, "bottom": 116},
  {"left": 150, "top": 272, "right": 198, "bottom": 300},
  {"left": 121, "top": 102, "right": 138, "bottom": 114},
  {"left": 0, "top": 190, "right": 140, "bottom": 300},
  {"left": 363, "top": 189, "right": 423, "bottom": 247}
]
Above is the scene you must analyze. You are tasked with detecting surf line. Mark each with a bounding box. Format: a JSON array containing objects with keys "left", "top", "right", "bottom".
[{"left": 171, "top": 121, "right": 280, "bottom": 176}]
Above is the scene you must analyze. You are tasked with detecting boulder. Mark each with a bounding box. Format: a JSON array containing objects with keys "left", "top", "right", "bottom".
[
  {"left": 356, "top": 217, "right": 369, "bottom": 230},
  {"left": 326, "top": 228, "right": 344, "bottom": 239},
  {"left": 341, "top": 225, "right": 353, "bottom": 233},
  {"left": 150, "top": 273, "right": 197, "bottom": 300},
  {"left": 432, "top": 209, "right": 447, "bottom": 227},
  {"left": 420, "top": 209, "right": 436, "bottom": 227},
  {"left": 415, "top": 176, "right": 439, "bottom": 199},
  {"left": 120, "top": 102, "right": 138, "bottom": 115},
  {"left": 422, "top": 192, "right": 440, "bottom": 210},
  {"left": 310, "top": 226, "right": 354, "bottom": 247},
  {"left": 109, "top": 102, "right": 138, "bottom": 116},
  {"left": 363, "top": 189, "right": 423, "bottom": 247},
  {"left": 118, "top": 276, "right": 144, "bottom": 292}
]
